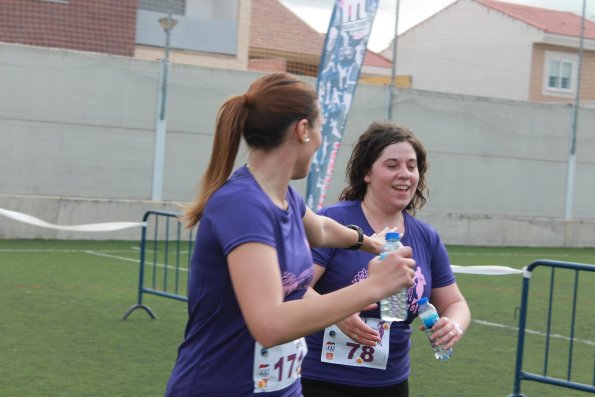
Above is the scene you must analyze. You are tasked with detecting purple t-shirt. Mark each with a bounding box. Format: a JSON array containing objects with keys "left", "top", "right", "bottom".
[
  {"left": 301, "top": 200, "right": 455, "bottom": 387},
  {"left": 165, "top": 166, "right": 313, "bottom": 397}
]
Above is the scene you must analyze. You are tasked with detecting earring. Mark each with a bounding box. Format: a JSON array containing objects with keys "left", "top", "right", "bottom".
[{"left": 304, "top": 137, "right": 310, "bottom": 143}]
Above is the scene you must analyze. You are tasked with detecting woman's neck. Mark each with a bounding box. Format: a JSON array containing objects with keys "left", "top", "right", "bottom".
[
  {"left": 361, "top": 198, "right": 405, "bottom": 234},
  {"left": 247, "top": 153, "right": 291, "bottom": 209}
]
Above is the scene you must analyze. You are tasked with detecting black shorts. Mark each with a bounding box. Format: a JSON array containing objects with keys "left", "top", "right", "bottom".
[{"left": 301, "top": 377, "right": 409, "bottom": 397}]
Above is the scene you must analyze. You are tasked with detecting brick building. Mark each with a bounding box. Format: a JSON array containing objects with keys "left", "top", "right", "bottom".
[{"left": 0, "top": 0, "right": 137, "bottom": 56}]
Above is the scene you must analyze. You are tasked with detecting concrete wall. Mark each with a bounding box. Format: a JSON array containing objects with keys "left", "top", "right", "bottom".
[
  {"left": 390, "top": 90, "right": 595, "bottom": 219},
  {"left": 1, "top": 43, "right": 594, "bottom": 246}
]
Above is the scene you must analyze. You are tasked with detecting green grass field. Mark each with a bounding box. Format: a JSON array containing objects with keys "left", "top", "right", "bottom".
[{"left": 1, "top": 239, "right": 594, "bottom": 397}]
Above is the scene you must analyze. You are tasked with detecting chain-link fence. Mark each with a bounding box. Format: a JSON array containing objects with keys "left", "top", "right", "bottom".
[
  {"left": 1, "top": 0, "right": 595, "bottom": 223},
  {"left": 0, "top": 0, "right": 401, "bottom": 82}
]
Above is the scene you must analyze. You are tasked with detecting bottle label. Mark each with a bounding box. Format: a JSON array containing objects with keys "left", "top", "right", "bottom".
[
  {"left": 320, "top": 317, "right": 391, "bottom": 370},
  {"left": 252, "top": 337, "right": 307, "bottom": 393},
  {"left": 420, "top": 312, "right": 439, "bottom": 329}
]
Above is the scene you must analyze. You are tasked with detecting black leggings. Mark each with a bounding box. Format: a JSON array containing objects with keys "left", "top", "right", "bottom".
[{"left": 301, "top": 377, "right": 409, "bottom": 397}]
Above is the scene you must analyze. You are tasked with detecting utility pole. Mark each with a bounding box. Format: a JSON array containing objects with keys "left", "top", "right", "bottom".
[
  {"left": 151, "top": 12, "right": 178, "bottom": 201},
  {"left": 387, "top": 0, "right": 400, "bottom": 120},
  {"left": 564, "top": 0, "right": 586, "bottom": 219}
]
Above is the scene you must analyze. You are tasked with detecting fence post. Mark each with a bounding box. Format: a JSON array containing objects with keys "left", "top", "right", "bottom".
[{"left": 508, "top": 266, "right": 532, "bottom": 397}]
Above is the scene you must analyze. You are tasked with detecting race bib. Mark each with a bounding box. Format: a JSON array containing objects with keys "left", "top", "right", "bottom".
[
  {"left": 253, "top": 337, "right": 307, "bottom": 393},
  {"left": 320, "top": 318, "right": 391, "bottom": 370}
]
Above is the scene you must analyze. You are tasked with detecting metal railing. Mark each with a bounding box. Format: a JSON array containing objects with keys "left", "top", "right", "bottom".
[
  {"left": 509, "top": 259, "right": 595, "bottom": 396},
  {"left": 122, "top": 210, "right": 192, "bottom": 319}
]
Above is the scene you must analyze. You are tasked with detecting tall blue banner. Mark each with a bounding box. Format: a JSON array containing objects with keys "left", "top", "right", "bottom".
[{"left": 306, "top": 0, "right": 380, "bottom": 210}]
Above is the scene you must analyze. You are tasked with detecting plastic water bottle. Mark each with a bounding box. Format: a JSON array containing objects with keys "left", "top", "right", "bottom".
[
  {"left": 379, "top": 232, "right": 408, "bottom": 322},
  {"left": 417, "top": 297, "right": 453, "bottom": 360}
]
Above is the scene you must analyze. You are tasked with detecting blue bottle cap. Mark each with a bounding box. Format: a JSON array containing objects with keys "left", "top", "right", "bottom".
[
  {"left": 386, "top": 231, "right": 400, "bottom": 240},
  {"left": 418, "top": 297, "right": 428, "bottom": 305}
]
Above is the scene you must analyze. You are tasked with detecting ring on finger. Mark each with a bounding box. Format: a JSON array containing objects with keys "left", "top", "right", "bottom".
[{"left": 449, "top": 330, "right": 455, "bottom": 337}]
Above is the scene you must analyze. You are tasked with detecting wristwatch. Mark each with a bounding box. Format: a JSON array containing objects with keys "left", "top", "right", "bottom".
[{"left": 346, "top": 224, "right": 364, "bottom": 250}]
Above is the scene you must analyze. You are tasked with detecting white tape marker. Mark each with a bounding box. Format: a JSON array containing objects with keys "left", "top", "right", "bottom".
[
  {"left": 0, "top": 207, "right": 524, "bottom": 275},
  {"left": 450, "top": 265, "right": 523, "bottom": 275},
  {"left": 0, "top": 208, "right": 145, "bottom": 232}
]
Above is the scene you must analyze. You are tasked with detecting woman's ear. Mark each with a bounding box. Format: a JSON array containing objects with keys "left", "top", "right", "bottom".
[{"left": 295, "top": 119, "right": 310, "bottom": 144}]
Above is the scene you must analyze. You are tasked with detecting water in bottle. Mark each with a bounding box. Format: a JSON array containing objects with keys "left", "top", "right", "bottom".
[
  {"left": 379, "top": 232, "right": 408, "bottom": 322},
  {"left": 417, "top": 297, "right": 453, "bottom": 360}
]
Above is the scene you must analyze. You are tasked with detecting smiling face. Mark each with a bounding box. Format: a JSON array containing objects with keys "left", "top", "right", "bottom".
[{"left": 364, "top": 141, "right": 419, "bottom": 212}]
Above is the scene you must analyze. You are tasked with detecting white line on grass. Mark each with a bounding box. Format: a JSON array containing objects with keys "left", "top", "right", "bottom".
[
  {"left": 83, "top": 250, "right": 138, "bottom": 264},
  {"left": 83, "top": 250, "right": 189, "bottom": 273},
  {"left": 0, "top": 248, "right": 137, "bottom": 253},
  {"left": 474, "top": 319, "right": 595, "bottom": 347},
  {"left": 453, "top": 252, "right": 595, "bottom": 258},
  {"left": 79, "top": 250, "right": 595, "bottom": 348},
  {"left": 0, "top": 247, "right": 191, "bottom": 272},
  {"left": 6, "top": 247, "right": 594, "bottom": 346}
]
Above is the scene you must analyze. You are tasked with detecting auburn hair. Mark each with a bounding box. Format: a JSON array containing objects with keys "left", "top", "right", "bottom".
[{"left": 184, "top": 72, "right": 319, "bottom": 228}]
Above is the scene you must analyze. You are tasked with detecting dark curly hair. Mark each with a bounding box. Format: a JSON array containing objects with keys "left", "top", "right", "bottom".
[{"left": 339, "top": 122, "right": 429, "bottom": 214}]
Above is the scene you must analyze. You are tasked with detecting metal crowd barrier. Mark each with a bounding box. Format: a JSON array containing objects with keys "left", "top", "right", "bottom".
[
  {"left": 509, "top": 259, "right": 595, "bottom": 396},
  {"left": 122, "top": 210, "right": 193, "bottom": 319}
]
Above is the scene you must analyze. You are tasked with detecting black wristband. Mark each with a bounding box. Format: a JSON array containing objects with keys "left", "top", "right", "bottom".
[{"left": 346, "top": 224, "right": 364, "bottom": 250}]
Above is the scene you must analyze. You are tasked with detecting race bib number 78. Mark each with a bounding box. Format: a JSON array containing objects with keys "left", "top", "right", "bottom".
[{"left": 320, "top": 318, "right": 391, "bottom": 370}]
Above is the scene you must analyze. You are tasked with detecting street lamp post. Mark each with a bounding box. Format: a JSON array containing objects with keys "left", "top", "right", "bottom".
[
  {"left": 564, "top": 0, "right": 586, "bottom": 219},
  {"left": 151, "top": 13, "right": 178, "bottom": 201},
  {"left": 387, "top": 0, "right": 400, "bottom": 121}
]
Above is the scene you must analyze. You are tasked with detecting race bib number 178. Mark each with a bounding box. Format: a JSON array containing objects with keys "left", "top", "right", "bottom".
[{"left": 253, "top": 337, "right": 307, "bottom": 393}]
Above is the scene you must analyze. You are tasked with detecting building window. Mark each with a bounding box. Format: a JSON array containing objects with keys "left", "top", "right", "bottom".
[
  {"left": 548, "top": 60, "right": 572, "bottom": 90},
  {"left": 135, "top": 0, "right": 239, "bottom": 56},
  {"left": 138, "top": 0, "right": 185, "bottom": 15},
  {"left": 543, "top": 51, "right": 577, "bottom": 96}
]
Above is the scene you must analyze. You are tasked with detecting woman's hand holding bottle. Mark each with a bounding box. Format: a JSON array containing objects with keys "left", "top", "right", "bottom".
[{"left": 366, "top": 246, "right": 416, "bottom": 300}]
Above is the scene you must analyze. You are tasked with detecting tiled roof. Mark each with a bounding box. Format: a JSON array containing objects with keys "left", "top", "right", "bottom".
[
  {"left": 364, "top": 51, "right": 392, "bottom": 68},
  {"left": 475, "top": 0, "right": 595, "bottom": 39},
  {"left": 250, "top": 0, "right": 391, "bottom": 68},
  {"left": 250, "top": 0, "right": 324, "bottom": 55}
]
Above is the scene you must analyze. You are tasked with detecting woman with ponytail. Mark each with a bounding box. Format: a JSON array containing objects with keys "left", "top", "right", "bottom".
[{"left": 164, "top": 73, "right": 416, "bottom": 397}]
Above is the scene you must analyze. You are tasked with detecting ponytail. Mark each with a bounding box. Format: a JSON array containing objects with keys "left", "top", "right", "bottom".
[
  {"left": 184, "top": 96, "right": 247, "bottom": 228},
  {"left": 184, "top": 72, "right": 318, "bottom": 228}
]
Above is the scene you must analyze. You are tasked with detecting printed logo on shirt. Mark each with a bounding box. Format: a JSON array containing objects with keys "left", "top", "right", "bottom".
[
  {"left": 325, "top": 341, "right": 336, "bottom": 351},
  {"left": 409, "top": 267, "right": 428, "bottom": 314},
  {"left": 326, "top": 352, "right": 334, "bottom": 360},
  {"left": 351, "top": 268, "right": 368, "bottom": 284},
  {"left": 282, "top": 268, "right": 314, "bottom": 297}
]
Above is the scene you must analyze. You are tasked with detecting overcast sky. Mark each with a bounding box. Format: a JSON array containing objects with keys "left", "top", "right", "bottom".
[{"left": 280, "top": 0, "right": 594, "bottom": 52}]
